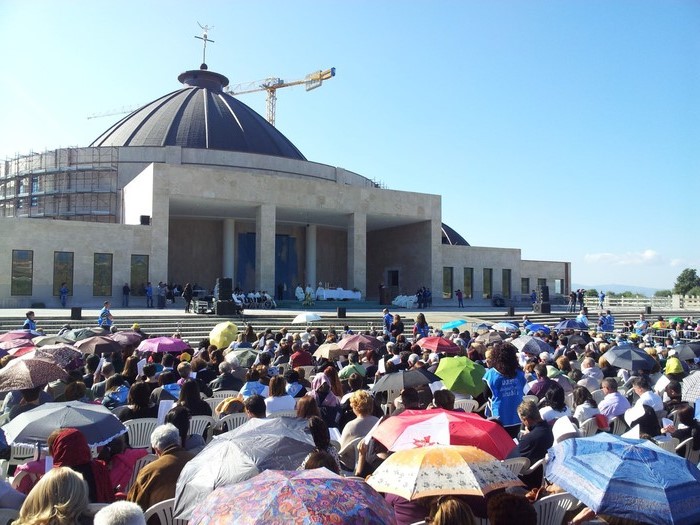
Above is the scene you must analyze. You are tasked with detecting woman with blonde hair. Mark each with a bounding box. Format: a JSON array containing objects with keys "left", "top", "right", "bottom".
[{"left": 14, "top": 467, "right": 89, "bottom": 525}]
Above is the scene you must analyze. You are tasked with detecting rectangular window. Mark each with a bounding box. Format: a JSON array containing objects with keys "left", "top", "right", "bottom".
[
  {"left": 130, "top": 255, "right": 149, "bottom": 296},
  {"left": 53, "top": 252, "right": 74, "bottom": 296},
  {"left": 483, "top": 268, "right": 493, "bottom": 299},
  {"left": 537, "top": 278, "right": 547, "bottom": 289},
  {"left": 464, "top": 268, "right": 473, "bottom": 299},
  {"left": 93, "top": 253, "right": 113, "bottom": 296},
  {"left": 442, "top": 267, "right": 453, "bottom": 299},
  {"left": 521, "top": 277, "right": 530, "bottom": 295},
  {"left": 502, "top": 269, "right": 511, "bottom": 299},
  {"left": 387, "top": 270, "right": 399, "bottom": 287},
  {"left": 11, "top": 250, "right": 33, "bottom": 296},
  {"left": 554, "top": 279, "right": 564, "bottom": 295}
]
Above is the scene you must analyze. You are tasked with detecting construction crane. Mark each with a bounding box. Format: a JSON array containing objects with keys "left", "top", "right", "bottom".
[{"left": 224, "top": 67, "right": 335, "bottom": 126}]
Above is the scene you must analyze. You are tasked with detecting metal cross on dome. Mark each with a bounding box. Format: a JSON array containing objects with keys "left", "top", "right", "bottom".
[{"left": 195, "top": 22, "right": 215, "bottom": 66}]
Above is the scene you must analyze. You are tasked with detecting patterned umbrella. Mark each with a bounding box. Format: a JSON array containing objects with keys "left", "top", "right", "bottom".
[
  {"left": 512, "top": 335, "right": 552, "bottom": 355},
  {"left": 32, "top": 335, "right": 73, "bottom": 347},
  {"left": 0, "top": 330, "right": 40, "bottom": 343},
  {"left": 435, "top": 356, "right": 485, "bottom": 397},
  {"left": 188, "top": 469, "right": 396, "bottom": 525},
  {"left": 33, "top": 344, "right": 83, "bottom": 370},
  {"left": 415, "top": 336, "right": 461, "bottom": 355},
  {"left": 0, "top": 358, "right": 68, "bottom": 392},
  {"left": 75, "top": 336, "right": 122, "bottom": 355},
  {"left": 367, "top": 445, "right": 522, "bottom": 500},
  {"left": 475, "top": 331, "right": 503, "bottom": 345},
  {"left": 110, "top": 330, "right": 144, "bottom": 347},
  {"left": 681, "top": 372, "right": 700, "bottom": 403},
  {"left": 603, "top": 344, "right": 656, "bottom": 371},
  {"left": 313, "top": 343, "right": 347, "bottom": 360},
  {"left": 209, "top": 322, "right": 239, "bottom": 349},
  {"left": 546, "top": 433, "right": 700, "bottom": 525},
  {"left": 137, "top": 337, "right": 190, "bottom": 354},
  {"left": 2, "top": 401, "right": 127, "bottom": 447},
  {"left": 372, "top": 409, "right": 516, "bottom": 459},
  {"left": 337, "top": 334, "right": 383, "bottom": 353}
]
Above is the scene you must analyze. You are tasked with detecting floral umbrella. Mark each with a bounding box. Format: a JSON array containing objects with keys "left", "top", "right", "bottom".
[
  {"left": 0, "top": 358, "right": 68, "bottom": 392},
  {"left": 367, "top": 445, "right": 522, "bottom": 500},
  {"left": 10, "top": 344, "right": 83, "bottom": 371},
  {"left": 188, "top": 468, "right": 396, "bottom": 525}
]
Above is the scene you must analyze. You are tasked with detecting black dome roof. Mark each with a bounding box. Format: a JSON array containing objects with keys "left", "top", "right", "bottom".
[
  {"left": 90, "top": 68, "right": 306, "bottom": 160},
  {"left": 442, "top": 223, "right": 470, "bottom": 246}
]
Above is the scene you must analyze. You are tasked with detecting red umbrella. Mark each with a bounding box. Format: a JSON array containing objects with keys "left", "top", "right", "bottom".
[
  {"left": 0, "top": 339, "right": 35, "bottom": 352},
  {"left": 0, "top": 330, "right": 39, "bottom": 343},
  {"left": 415, "top": 336, "right": 461, "bottom": 355},
  {"left": 372, "top": 408, "right": 516, "bottom": 460},
  {"left": 337, "top": 334, "right": 384, "bottom": 353},
  {"left": 74, "top": 336, "right": 122, "bottom": 355},
  {"left": 137, "top": 337, "right": 190, "bottom": 354},
  {"left": 7, "top": 344, "right": 36, "bottom": 358},
  {"left": 0, "top": 358, "right": 68, "bottom": 392}
]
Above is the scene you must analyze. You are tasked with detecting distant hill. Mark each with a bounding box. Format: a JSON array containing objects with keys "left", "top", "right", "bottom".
[{"left": 572, "top": 283, "right": 662, "bottom": 297}]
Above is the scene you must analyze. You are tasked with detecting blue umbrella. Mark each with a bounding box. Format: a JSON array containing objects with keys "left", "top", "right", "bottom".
[
  {"left": 441, "top": 320, "right": 467, "bottom": 331},
  {"left": 524, "top": 323, "right": 551, "bottom": 335},
  {"left": 473, "top": 322, "right": 493, "bottom": 333},
  {"left": 546, "top": 433, "right": 700, "bottom": 525},
  {"left": 554, "top": 319, "right": 587, "bottom": 331}
]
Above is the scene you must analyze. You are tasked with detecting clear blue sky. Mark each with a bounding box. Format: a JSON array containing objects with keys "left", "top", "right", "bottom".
[{"left": 1, "top": 1, "right": 698, "bottom": 290}]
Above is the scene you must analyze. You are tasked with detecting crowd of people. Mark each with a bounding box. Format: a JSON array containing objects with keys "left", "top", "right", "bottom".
[{"left": 0, "top": 306, "right": 699, "bottom": 524}]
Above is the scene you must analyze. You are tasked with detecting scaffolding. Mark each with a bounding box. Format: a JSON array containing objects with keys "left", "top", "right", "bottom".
[{"left": 0, "top": 147, "right": 119, "bottom": 222}]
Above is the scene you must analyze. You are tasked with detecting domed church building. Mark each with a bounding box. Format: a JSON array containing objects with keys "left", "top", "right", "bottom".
[{"left": 0, "top": 64, "right": 569, "bottom": 308}]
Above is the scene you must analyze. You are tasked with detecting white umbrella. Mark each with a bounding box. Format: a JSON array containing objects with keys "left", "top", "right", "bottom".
[{"left": 291, "top": 312, "right": 322, "bottom": 324}]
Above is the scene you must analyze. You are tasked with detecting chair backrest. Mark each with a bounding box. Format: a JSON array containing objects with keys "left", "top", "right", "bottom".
[
  {"left": 267, "top": 410, "right": 297, "bottom": 418},
  {"left": 338, "top": 436, "right": 363, "bottom": 473},
  {"left": 123, "top": 418, "right": 159, "bottom": 449},
  {"left": 0, "top": 509, "right": 19, "bottom": 525},
  {"left": 9, "top": 443, "right": 35, "bottom": 467},
  {"left": 533, "top": 492, "right": 578, "bottom": 525},
  {"left": 609, "top": 416, "right": 627, "bottom": 436},
  {"left": 144, "top": 497, "right": 188, "bottom": 525},
  {"left": 386, "top": 388, "right": 403, "bottom": 406},
  {"left": 454, "top": 399, "right": 479, "bottom": 413},
  {"left": 217, "top": 413, "right": 248, "bottom": 433},
  {"left": 591, "top": 389, "right": 606, "bottom": 404},
  {"left": 654, "top": 437, "right": 679, "bottom": 454},
  {"left": 210, "top": 390, "right": 239, "bottom": 400},
  {"left": 204, "top": 397, "right": 221, "bottom": 414},
  {"left": 523, "top": 395, "right": 540, "bottom": 405},
  {"left": 189, "top": 415, "right": 216, "bottom": 442},
  {"left": 501, "top": 457, "right": 531, "bottom": 476},
  {"left": 126, "top": 453, "right": 157, "bottom": 492},
  {"left": 579, "top": 417, "right": 599, "bottom": 437},
  {"left": 676, "top": 437, "right": 700, "bottom": 464}
]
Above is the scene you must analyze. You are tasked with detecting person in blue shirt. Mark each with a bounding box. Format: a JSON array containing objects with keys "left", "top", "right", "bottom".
[
  {"left": 59, "top": 282, "right": 69, "bottom": 308},
  {"left": 598, "top": 290, "right": 606, "bottom": 309},
  {"left": 483, "top": 343, "right": 527, "bottom": 434},
  {"left": 382, "top": 308, "right": 393, "bottom": 336},
  {"left": 98, "top": 301, "right": 113, "bottom": 328},
  {"left": 145, "top": 282, "right": 154, "bottom": 308},
  {"left": 22, "top": 311, "right": 37, "bottom": 331}
]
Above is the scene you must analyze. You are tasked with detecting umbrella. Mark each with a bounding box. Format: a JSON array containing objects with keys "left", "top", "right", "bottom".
[
  {"left": 209, "top": 321, "right": 238, "bottom": 349},
  {"left": 313, "top": 343, "right": 348, "bottom": 360},
  {"left": 441, "top": 320, "right": 467, "bottom": 331},
  {"left": 473, "top": 323, "right": 493, "bottom": 333},
  {"left": 0, "top": 358, "right": 68, "bottom": 392},
  {"left": 681, "top": 372, "right": 700, "bottom": 403},
  {"left": 603, "top": 344, "right": 656, "bottom": 371},
  {"left": 291, "top": 312, "right": 322, "bottom": 324},
  {"left": 524, "top": 323, "right": 551, "bottom": 335},
  {"left": 0, "top": 339, "right": 34, "bottom": 352},
  {"left": 63, "top": 327, "right": 106, "bottom": 342},
  {"left": 651, "top": 321, "right": 668, "bottom": 330},
  {"left": 74, "top": 336, "right": 122, "bottom": 355},
  {"left": 228, "top": 348, "right": 260, "bottom": 368},
  {"left": 512, "top": 335, "right": 552, "bottom": 356},
  {"left": 669, "top": 317, "right": 684, "bottom": 324},
  {"left": 137, "top": 337, "right": 191, "bottom": 354},
  {"left": 491, "top": 322, "right": 519, "bottom": 333},
  {"left": 2, "top": 401, "right": 127, "bottom": 447},
  {"left": 337, "top": 334, "right": 383, "bottom": 353},
  {"left": 475, "top": 331, "right": 503, "bottom": 345},
  {"left": 567, "top": 334, "right": 587, "bottom": 347},
  {"left": 545, "top": 433, "right": 700, "bottom": 525},
  {"left": 372, "top": 409, "right": 515, "bottom": 460},
  {"left": 415, "top": 336, "right": 461, "bottom": 355},
  {"left": 367, "top": 445, "right": 522, "bottom": 500},
  {"left": 554, "top": 319, "right": 587, "bottom": 331},
  {"left": 174, "top": 417, "right": 315, "bottom": 520},
  {"left": 110, "top": 330, "right": 144, "bottom": 347},
  {"left": 371, "top": 368, "right": 442, "bottom": 394},
  {"left": 435, "top": 356, "right": 485, "bottom": 397},
  {"left": 674, "top": 343, "right": 700, "bottom": 360},
  {"left": 32, "top": 335, "right": 73, "bottom": 347},
  {"left": 188, "top": 468, "right": 397, "bottom": 525},
  {"left": 6, "top": 343, "right": 36, "bottom": 358},
  {"left": 29, "top": 344, "right": 82, "bottom": 370},
  {"left": 0, "top": 330, "right": 40, "bottom": 343}
]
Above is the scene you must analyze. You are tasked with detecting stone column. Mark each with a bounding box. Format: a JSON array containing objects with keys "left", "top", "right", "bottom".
[
  {"left": 306, "top": 224, "right": 317, "bottom": 288},
  {"left": 223, "top": 218, "right": 235, "bottom": 281},
  {"left": 255, "top": 204, "right": 276, "bottom": 291},
  {"left": 347, "top": 212, "right": 367, "bottom": 297}
]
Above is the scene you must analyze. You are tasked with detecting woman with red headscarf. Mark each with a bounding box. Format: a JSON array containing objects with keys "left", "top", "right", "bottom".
[{"left": 50, "top": 428, "right": 115, "bottom": 503}]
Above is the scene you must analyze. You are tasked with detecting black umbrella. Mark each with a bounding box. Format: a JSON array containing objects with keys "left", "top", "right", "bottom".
[
  {"left": 603, "top": 344, "right": 656, "bottom": 371},
  {"left": 371, "top": 368, "right": 442, "bottom": 393}
]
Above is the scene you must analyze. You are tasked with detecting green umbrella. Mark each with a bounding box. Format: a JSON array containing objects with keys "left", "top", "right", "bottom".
[
  {"left": 435, "top": 356, "right": 485, "bottom": 397},
  {"left": 668, "top": 317, "right": 684, "bottom": 324}
]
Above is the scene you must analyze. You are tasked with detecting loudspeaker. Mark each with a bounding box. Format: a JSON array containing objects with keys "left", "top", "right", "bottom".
[
  {"left": 337, "top": 307, "right": 346, "bottom": 318},
  {"left": 216, "top": 277, "right": 232, "bottom": 300},
  {"left": 215, "top": 300, "right": 235, "bottom": 315},
  {"left": 538, "top": 285, "right": 550, "bottom": 303},
  {"left": 533, "top": 302, "right": 551, "bottom": 314},
  {"left": 645, "top": 306, "right": 652, "bottom": 315},
  {"left": 139, "top": 215, "right": 151, "bottom": 225}
]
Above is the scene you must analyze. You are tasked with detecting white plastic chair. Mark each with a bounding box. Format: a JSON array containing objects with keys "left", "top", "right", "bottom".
[
  {"left": 532, "top": 492, "right": 578, "bottom": 525},
  {"left": 501, "top": 457, "right": 530, "bottom": 476},
  {"left": 126, "top": 453, "right": 157, "bottom": 492},
  {"left": 454, "top": 399, "right": 479, "bottom": 413},
  {"left": 0, "top": 509, "right": 19, "bottom": 525},
  {"left": 267, "top": 410, "right": 297, "bottom": 418},
  {"left": 654, "top": 437, "right": 679, "bottom": 454},
  {"left": 217, "top": 413, "right": 248, "bottom": 433},
  {"left": 204, "top": 397, "right": 221, "bottom": 414},
  {"left": 591, "top": 389, "right": 606, "bottom": 404},
  {"left": 209, "top": 390, "right": 239, "bottom": 400},
  {"left": 123, "top": 418, "right": 159, "bottom": 449},
  {"left": 0, "top": 443, "right": 36, "bottom": 480},
  {"left": 579, "top": 417, "right": 599, "bottom": 437},
  {"left": 144, "top": 498, "right": 188, "bottom": 525},
  {"left": 190, "top": 415, "right": 216, "bottom": 442},
  {"left": 609, "top": 416, "right": 627, "bottom": 436},
  {"left": 522, "top": 457, "right": 546, "bottom": 477},
  {"left": 676, "top": 437, "right": 700, "bottom": 464}
]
